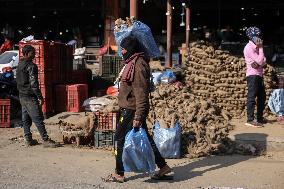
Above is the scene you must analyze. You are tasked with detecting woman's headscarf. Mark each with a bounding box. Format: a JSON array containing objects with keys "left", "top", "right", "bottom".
[
  {"left": 120, "top": 35, "right": 144, "bottom": 82},
  {"left": 120, "top": 34, "right": 141, "bottom": 61}
]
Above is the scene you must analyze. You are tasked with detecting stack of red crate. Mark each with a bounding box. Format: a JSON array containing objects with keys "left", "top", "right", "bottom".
[
  {"left": 55, "top": 84, "right": 68, "bottom": 113},
  {"left": 0, "top": 99, "right": 11, "bottom": 128},
  {"left": 94, "top": 112, "right": 118, "bottom": 131},
  {"left": 67, "top": 84, "right": 88, "bottom": 112},
  {"left": 45, "top": 42, "right": 73, "bottom": 83},
  {"left": 71, "top": 69, "right": 92, "bottom": 84}
]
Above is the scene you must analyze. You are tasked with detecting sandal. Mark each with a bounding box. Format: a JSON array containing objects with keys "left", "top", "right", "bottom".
[{"left": 101, "top": 174, "right": 125, "bottom": 183}]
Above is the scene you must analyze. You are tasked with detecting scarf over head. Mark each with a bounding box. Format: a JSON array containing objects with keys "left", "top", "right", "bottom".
[{"left": 120, "top": 35, "right": 145, "bottom": 82}]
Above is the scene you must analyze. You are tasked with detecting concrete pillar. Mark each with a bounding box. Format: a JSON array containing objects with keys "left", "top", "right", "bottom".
[
  {"left": 166, "top": 0, "right": 172, "bottom": 68},
  {"left": 130, "top": 0, "right": 138, "bottom": 18}
]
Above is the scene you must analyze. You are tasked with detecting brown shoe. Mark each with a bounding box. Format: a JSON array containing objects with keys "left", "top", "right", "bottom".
[
  {"left": 151, "top": 164, "right": 173, "bottom": 180},
  {"left": 158, "top": 164, "right": 172, "bottom": 176},
  {"left": 245, "top": 121, "right": 263, "bottom": 128}
]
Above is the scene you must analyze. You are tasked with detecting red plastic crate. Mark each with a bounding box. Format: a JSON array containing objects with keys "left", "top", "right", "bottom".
[
  {"left": 38, "top": 84, "right": 54, "bottom": 116},
  {"left": 38, "top": 71, "right": 53, "bottom": 85},
  {"left": 0, "top": 99, "right": 11, "bottom": 128},
  {"left": 95, "top": 112, "right": 118, "bottom": 131},
  {"left": 55, "top": 85, "right": 67, "bottom": 113},
  {"left": 39, "top": 84, "right": 52, "bottom": 99},
  {"left": 19, "top": 41, "right": 50, "bottom": 58},
  {"left": 19, "top": 41, "right": 52, "bottom": 69},
  {"left": 67, "top": 84, "right": 88, "bottom": 112},
  {"left": 42, "top": 97, "right": 53, "bottom": 117},
  {"left": 71, "top": 70, "right": 92, "bottom": 84},
  {"left": 19, "top": 40, "right": 73, "bottom": 84}
]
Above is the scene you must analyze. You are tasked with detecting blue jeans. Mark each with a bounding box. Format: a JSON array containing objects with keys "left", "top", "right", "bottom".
[{"left": 20, "top": 96, "right": 49, "bottom": 141}]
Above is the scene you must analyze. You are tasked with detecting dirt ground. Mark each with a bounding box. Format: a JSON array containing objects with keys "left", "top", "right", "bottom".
[{"left": 0, "top": 118, "right": 284, "bottom": 189}]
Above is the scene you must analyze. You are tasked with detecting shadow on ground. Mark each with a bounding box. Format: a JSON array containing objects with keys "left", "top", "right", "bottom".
[{"left": 126, "top": 133, "right": 268, "bottom": 183}]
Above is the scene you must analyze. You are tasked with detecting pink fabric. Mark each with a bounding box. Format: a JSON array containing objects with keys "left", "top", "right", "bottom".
[{"left": 243, "top": 41, "right": 266, "bottom": 77}]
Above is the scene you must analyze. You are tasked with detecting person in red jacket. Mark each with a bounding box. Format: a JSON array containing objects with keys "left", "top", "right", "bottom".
[{"left": 0, "top": 36, "right": 13, "bottom": 54}]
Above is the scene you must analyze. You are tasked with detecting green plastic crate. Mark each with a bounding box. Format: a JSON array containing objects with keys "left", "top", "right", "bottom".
[{"left": 94, "top": 130, "right": 115, "bottom": 148}]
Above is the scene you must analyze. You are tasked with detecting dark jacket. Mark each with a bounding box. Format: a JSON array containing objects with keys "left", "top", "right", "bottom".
[
  {"left": 16, "top": 59, "right": 43, "bottom": 100},
  {"left": 118, "top": 57, "right": 151, "bottom": 121}
]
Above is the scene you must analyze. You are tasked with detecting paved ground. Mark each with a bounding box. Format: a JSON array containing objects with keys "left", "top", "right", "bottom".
[
  {"left": 229, "top": 118, "right": 284, "bottom": 151},
  {"left": 0, "top": 118, "right": 284, "bottom": 189}
]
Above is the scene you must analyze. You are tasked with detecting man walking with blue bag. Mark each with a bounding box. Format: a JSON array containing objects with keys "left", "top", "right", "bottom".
[{"left": 103, "top": 35, "right": 172, "bottom": 183}]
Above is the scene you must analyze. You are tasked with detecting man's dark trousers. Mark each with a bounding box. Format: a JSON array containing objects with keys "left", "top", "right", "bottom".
[
  {"left": 20, "top": 96, "right": 48, "bottom": 141},
  {"left": 246, "top": 75, "right": 266, "bottom": 122},
  {"left": 114, "top": 108, "right": 166, "bottom": 176}
]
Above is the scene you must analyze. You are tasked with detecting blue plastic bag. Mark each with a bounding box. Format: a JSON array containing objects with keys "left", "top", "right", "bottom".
[
  {"left": 114, "top": 24, "right": 132, "bottom": 56},
  {"left": 114, "top": 21, "right": 160, "bottom": 58},
  {"left": 268, "top": 89, "right": 284, "bottom": 116},
  {"left": 122, "top": 128, "right": 156, "bottom": 173},
  {"left": 158, "top": 70, "right": 176, "bottom": 84},
  {"left": 151, "top": 71, "right": 163, "bottom": 85},
  {"left": 153, "top": 120, "right": 181, "bottom": 159}
]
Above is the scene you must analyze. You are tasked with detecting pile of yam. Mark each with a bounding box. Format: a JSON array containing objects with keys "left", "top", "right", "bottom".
[
  {"left": 184, "top": 41, "right": 273, "bottom": 118},
  {"left": 148, "top": 84, "right": 234, "bottom": 158},
  {"left": 148, "top": 41, "right": 273, "bottom": 157}
]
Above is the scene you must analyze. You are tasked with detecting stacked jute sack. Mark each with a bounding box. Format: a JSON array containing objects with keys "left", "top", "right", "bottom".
[{"left": 184, "top": 41, "right": 273, "bottom": 118}]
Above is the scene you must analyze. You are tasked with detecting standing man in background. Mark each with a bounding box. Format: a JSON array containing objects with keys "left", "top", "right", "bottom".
[
  {"left": 16, "top": 45, "right": 59, "bottom": 147},
  {"left": 244, "top": 27, "right": 267, "bottom": 127}
]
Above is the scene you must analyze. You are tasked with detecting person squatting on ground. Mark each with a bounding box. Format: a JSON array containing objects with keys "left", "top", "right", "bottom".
[
  {"left": 243, "top": 27, "right": 267, "bottom": 128},
  {"left": 16, "top": 45, "right": 59, "bottom": 147},
  {"left": 103, "top": 35, "right": 172, "bottom": 183}
]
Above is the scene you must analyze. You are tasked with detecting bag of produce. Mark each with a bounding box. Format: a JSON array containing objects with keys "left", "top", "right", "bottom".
[{"left": 114, "top": 18, "right": 160, "bottom": 58}]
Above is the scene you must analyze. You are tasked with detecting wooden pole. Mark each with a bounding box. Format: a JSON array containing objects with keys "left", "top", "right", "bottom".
[
  {"left": 166, "top": 0, "right": 172, "bottom": 68},
  {"left": 185, "top": 7, "right": 190, "bottom": 53},
  {"left": 130, "top": 0, "right": 138, "bottom": 18},
  {"left": 185, "top": 7, "right": 190, "bottom": 48}
]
